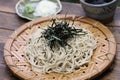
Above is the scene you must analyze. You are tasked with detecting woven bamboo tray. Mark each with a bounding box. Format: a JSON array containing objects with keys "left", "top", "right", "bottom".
[{"left": 4, "top": 15, "right": 116, "bottom": 80}]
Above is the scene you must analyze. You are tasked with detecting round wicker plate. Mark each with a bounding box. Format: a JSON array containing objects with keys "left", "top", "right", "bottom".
[{"left": 4, "top": 15, "right": 116, "bottom": 80}]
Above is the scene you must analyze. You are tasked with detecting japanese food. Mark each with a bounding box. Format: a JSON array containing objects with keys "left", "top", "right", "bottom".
[
  {"left": 33, "top": 0, "right": 58, "bottom": 17},
  {"left": 24, "top": 19, "right": 97, "bottom": 74}
]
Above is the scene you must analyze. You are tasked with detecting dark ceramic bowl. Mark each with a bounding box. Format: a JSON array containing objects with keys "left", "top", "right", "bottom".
[{"left": 80, "top": 0, "right": 118, "bottom": 23}]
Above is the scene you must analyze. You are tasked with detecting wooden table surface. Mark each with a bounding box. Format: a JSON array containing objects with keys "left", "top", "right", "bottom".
[{"left": 0, "top": 0, "right": 120, "bottom": 80}]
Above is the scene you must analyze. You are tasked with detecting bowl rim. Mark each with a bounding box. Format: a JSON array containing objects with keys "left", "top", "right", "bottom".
[{"left": 80, "top": 0, "right": 117, "bottom": 7}]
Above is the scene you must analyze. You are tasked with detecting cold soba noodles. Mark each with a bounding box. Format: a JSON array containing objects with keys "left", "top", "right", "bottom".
[{"left": 24, "top": 19, "right": 97, "bottom": 74}]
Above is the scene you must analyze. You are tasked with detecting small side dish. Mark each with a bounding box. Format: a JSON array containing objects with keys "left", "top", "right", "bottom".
[{"left": 16, "top": 0, "right": 62, "bottom": 20}]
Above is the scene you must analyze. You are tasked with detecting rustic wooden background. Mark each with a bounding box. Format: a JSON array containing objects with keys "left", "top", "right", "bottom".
[{"left": 0, "top": 0, "right": 120, "bottom": 80}]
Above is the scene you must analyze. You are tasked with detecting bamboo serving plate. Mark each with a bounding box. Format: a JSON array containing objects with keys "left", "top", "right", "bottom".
[{"left": 4, "top": 15, "right": 116, "bottom": 80}]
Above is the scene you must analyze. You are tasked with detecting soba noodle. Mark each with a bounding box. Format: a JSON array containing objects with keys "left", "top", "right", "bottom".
[{"left": 25, "top": 27, "right": 97, "bottom": 74}]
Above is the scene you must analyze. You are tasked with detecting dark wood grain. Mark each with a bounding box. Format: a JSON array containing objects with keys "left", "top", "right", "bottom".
[
  {"left": 0, "top": 0, "right": 120, "bottom": 80},
  {"left": 0, "top": 0, "right": 17, "bottom": 13},
  {"left": 0, "top": 12, "right": 28, "bottom": 30}
]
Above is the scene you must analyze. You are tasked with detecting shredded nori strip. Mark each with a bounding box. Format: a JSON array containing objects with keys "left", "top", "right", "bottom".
[{"left": 44, "top": 19, "right": 85, "bottom": 49}]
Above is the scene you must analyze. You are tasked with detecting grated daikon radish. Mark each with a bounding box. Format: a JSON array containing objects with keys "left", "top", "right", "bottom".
[{"left": 33, "top": 0, "right": 58, "bottom": 17}]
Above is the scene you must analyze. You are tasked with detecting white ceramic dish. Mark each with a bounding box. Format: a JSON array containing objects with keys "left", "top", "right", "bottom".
[{"left": 16, "top": 0, "right": 62, "bottom": 20}]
